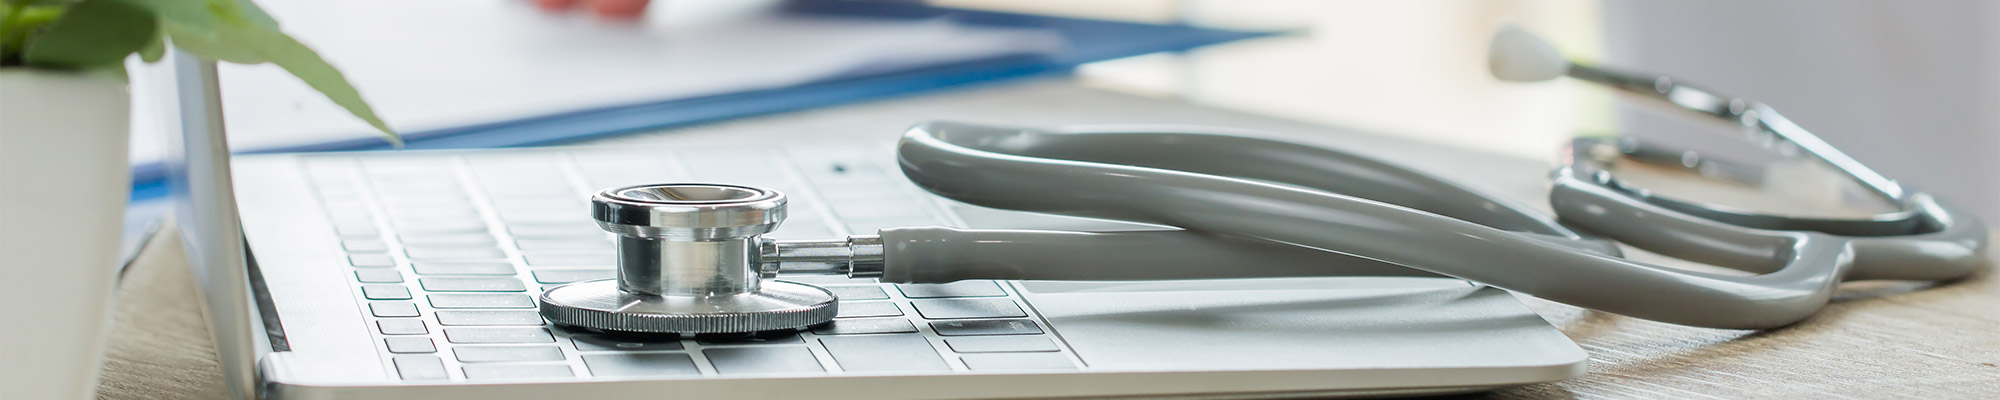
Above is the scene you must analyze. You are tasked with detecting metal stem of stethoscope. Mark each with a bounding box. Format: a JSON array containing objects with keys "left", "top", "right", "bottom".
[{"left": 1562, "top": 63, "right": 1907, "bottom": 203}]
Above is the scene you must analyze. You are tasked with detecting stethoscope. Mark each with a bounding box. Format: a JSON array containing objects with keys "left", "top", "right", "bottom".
[{"left": 538, "top": 29, "right": 1987, "bottom": 335}]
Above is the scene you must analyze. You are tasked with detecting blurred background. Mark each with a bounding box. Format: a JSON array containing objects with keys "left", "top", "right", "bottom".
[
  {"left": 956, "top": 0, "right": 2000, "bottom": 222},
  {"left": 153, "top": 0, "right": 1998, "bottom": 221}
]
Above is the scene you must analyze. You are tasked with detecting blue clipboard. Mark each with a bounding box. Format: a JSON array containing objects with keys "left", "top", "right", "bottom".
[{"left": 131, "top": 1, "right": 1271, "bottom": 199}]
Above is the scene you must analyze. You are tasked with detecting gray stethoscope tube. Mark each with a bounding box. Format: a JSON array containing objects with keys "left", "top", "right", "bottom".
[
  {"left": 872, "top": 119, "right": 1980, "bottom": 330},
  {"left": 539, "top": 74, "right": 1987, "bottom": 336}
]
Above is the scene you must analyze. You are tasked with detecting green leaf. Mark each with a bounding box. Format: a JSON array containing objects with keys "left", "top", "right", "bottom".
[
  {"left": 149, "top": 0, "right": 399, "bottom": 145},
  {"left": 263, "top": 34, "right": 399, "bottom": 146},
  {"left": 137, "top": 24, "right": 163, "bottom": 62},
  {"left": 2, "top": 4, "right": 62, "bottom": 63},
  {"left": 125, "top": 0, "right": 218, "bottom": 29},
  {"left": 228, "top": 0, "right": 276, "bottom": 28},
  {"left": 3, "top": 4, "right": 70, "bottom": 63},
  {"left": 20, "top": 0, "right": 154, "bottom": 69},
  {"left": 161, "top": 21, "right": 265, "bottom": 63}
]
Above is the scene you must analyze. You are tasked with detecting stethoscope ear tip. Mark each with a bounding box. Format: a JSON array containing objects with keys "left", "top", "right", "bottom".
[{"left": 1488, "top": 24, "right": 1569, "bottom": 83}]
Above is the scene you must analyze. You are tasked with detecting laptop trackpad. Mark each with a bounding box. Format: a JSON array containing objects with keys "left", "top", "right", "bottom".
[{"left": 1015, "top": 278, "right": 1582, "bottom": 371}]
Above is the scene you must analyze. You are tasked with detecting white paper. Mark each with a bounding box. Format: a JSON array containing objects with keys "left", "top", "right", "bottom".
[{"left": 130, "top": 0, "right": 1063, "bottom": 163}]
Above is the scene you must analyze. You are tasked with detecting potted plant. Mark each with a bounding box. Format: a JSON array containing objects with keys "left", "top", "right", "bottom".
[{"left": 0, "top": 0, "right": 395, "bottom": 398}]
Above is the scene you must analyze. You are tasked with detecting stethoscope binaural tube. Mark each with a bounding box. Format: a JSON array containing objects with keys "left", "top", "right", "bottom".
[
  {"left": 875, "top": 121, "right": 1984, "bottom": 330},
  {"left": 1547, "top": 60, "right": 1989, "bottom": 285}
]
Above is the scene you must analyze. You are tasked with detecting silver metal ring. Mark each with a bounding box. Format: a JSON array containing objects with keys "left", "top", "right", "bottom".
[
  {"left": 591, "top": 183, "right": 786, "bottom": 240},
  {"left": 539, "top": 280, "right": 836, "bottom": 334}
]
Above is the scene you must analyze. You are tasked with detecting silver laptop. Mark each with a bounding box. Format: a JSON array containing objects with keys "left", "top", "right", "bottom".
[{"left": 158, "top": 54, "right": 1586, "bottom": 399}]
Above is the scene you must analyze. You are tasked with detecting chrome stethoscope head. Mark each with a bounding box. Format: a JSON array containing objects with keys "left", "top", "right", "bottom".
[{"left": 537, "top": 183, "right": 838, "bottom": 335}]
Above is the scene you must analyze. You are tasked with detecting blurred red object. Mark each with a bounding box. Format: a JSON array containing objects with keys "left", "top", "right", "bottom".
[{"left": 535, "top": 0, "right": 652, "bottom": 19}]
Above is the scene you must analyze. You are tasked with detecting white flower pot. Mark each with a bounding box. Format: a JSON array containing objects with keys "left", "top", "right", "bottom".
[{"left": 0, "top": 69, "right": 131, "bottom": 400}]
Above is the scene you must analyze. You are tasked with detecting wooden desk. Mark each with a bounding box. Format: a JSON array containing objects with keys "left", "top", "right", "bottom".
[{"left": 96, "top": 81, "right": 2000, "bottom": 399}]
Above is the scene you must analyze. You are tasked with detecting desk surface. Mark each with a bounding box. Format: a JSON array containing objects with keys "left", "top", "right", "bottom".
[{"left": 98, "top": 81, "right": 2000, "bottom": 399}]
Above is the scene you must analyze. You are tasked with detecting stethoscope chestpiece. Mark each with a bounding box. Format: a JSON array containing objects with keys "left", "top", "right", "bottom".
[{"left": 537, "top": 183, "right": 837, "bottom": 335}]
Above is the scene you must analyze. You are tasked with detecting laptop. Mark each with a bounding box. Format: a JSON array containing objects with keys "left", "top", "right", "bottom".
[{"left": 157, "top": 54, "right": 1587, "bottom": 399}]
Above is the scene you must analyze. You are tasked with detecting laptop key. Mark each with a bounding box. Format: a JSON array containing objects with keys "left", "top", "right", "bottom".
[
  {"left": 405, "top": 247, "right": 507, "bottom": 260},
  {"left": 897, "top": 281, "right": 1006, "bottom": 298},
  {"left": 780, "top": 274, "right": 879, "bottom": 285},
  {"left": 509, "top": 224, "right": 603, "bottom": 239},
  {"left": 581, "top": 354, "right": 701, "bottom": 377},
  {"left": 377, "top": 319, "right": 428, "bottom": 335},
  {"left": 828, "top": 201, "right": 931, "bottom": 220},
  {"left": 385, "top": 337, "right": 437, "bottom": 354},
  {"left": 413, "top": 262, "right": 517, "bottom": 275},
  {"left": 444, "top": 328, "right": 555, "bottom": 344},
  {"left": 428, "top": 294, "right": 535, "bottom": 309},
  {"left": 421, "top": 277, "right": 526, "bottom": 292},
  {"left": 342, "top": 240, "right": 389, "bottom": 253},
  {"left": 835, "top": 302, "right": 902, "bottom": 319},
  {"left": 516, "top": 239, "right": 612, "bottom": 251},
  {"left": 496, "top": 211, "right": 582, "bottom": 223},
  {"left": 910, "top": 299, "right": 1027, "bottom": 319},
  {"left": 395, "top": 222, "right": 490, "bottom": 235},
  {"left": 826, "top": 286, "right": 888, "bottom": 300},
  {"left": 491, "top": 198, "right": 586, "bottom": 211},
  {"left": 930, "top": 320, "right": 1043, "bottom": 336},
  {"left": 369, "top": 302, "right": 420, "bottom": 318},
  {"left": 354, "top": 269, "right": 403, "bottom": 283},
  {"left": 325, "top": 209, "right": 373, "bottom": 224},
  {"left": 436, "top": 310, "right": 544, "bottom": 326},
  {"left": 961, "top": 353, "right": 1076, "bottom": 371},
  {"left": 532, "top": 269, "right": 614, "bottom": 284},
  {"left": 704, "top": 347, "right": 824, "bottom": 375},
  {"left": 818, "top": 335, "right": 949, "bottom": 372},
  {"left": 389, "top": 212, "right": 482, "bottom": 225},
  {"left": 810, "top": 319, "right": 917, "bottom": 335},
  {"left": 393, "top": 355, "right": 449, "bottom": 380},
  {"left": 572, "top": 335, "right": 685, "bottom": 351},
  {"left": 336, "top": 226, "right": 381, "bottom": 240},
  {"left": 695, "top": 332, "right": 803, "bottom": 345},
  {"left": 361, "top": 285, "right": 412, "bottom": 300},
  {"left": 945, "top": 336, "right": 1060, "bottom": 353},
  {"left": 348, "top": 254, "right": 395, "bottom": 268},
  {"left": 523, "top": 254, "right": 614, "bottom": 268},
  {"left": 400, "top": 233, "right": 498, "bottom": 246},
  {"left": 454, "top": 346, "right": 565, "bottom": 363},
  {"left": 462, "top": 364, "right": 574, "bottom": 380}
]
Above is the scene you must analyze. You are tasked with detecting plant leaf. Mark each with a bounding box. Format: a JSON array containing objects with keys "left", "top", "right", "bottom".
[
  {"left": 125, "top": 0, "right": 218, "bottom": 29},
  {"left": 228, "top": 0, "right": 277, "bottom": 28},
  {"left": 21, "top": 0, "right": 156, "bottom": 69},
  {"left": 161, "top": 22, "right": 262, "bottom": 63},
  {"left": 137, "top": 24, "right": 164, "bottom": 62},
  {"left": 263, "top": 34, "right": 399, "bottom": 146},
  {"left": 2, "top": 5, "right": 71, "bottom": 62},
  {"left": 149, "top": 0, "right": 399, "bottom": 145},
  {"left": 129, "top": 0, "right": 264, "bottom": 59}
]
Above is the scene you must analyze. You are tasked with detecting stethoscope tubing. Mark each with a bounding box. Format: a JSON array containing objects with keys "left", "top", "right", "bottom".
[{"left": 876, "top": 121, "right": 1984, "bottom": 330}]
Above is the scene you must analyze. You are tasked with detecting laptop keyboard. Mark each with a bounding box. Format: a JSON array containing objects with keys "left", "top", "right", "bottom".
[{"left": 297, "top": 146, "right": 1081, "bottom": 381}]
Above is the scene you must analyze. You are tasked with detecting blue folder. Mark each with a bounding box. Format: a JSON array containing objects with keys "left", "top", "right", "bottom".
[{"left": 131, "top": 1, "right": 1270, "bottom": 199}]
